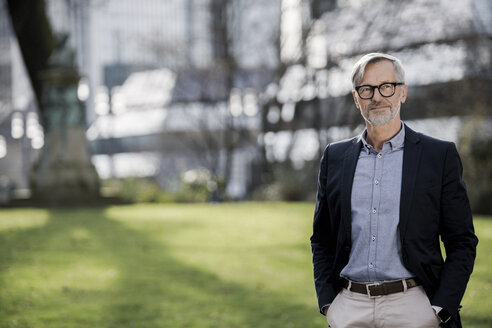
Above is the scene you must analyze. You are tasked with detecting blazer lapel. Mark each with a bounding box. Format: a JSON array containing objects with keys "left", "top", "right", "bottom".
[
  {"left": 341, "top": 138, "right": 362, "bottom": 238},
  {"left": 399, "top": 124, "right": 422, "bottom": 239}
]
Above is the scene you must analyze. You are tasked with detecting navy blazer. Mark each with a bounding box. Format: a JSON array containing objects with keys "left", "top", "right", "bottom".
[{"left": 311, "top": 124, "right": 478, "bottom": 328}]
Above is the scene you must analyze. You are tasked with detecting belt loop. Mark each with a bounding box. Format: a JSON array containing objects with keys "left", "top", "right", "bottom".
[
  {"left": 347, "top": 280, "right": 352, "bottom": 291},
  {"left": 402, "top": 279, "right": 408, "bottom": 293}
]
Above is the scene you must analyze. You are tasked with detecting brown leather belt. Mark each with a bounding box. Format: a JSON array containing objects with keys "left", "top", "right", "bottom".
[{"left": 344, "top": 278, "right": 420, "bottom": 298}]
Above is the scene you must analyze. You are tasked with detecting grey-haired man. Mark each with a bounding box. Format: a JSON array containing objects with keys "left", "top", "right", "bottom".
[{"left": 311, "top": 53, "right": 477, "bottom": 328}]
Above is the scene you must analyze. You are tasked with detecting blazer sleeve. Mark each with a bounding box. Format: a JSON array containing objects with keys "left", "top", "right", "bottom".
[
  {"left": 310, "top": 145, "right": 338, "bottom": 314},
  {"left": 431, "top": 142, "right": 478, "bottom": 320}
]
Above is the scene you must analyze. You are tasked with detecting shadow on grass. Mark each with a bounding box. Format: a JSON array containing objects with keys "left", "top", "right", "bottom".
[{"left": 0, "top": 208, "right": 323, "bottom": 328}]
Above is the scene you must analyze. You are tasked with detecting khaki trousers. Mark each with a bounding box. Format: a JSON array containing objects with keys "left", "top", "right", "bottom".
[{"left": 326, "top": 286, "right": 441, "bottom": 328}]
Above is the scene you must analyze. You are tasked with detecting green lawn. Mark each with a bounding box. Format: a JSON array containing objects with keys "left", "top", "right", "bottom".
[{"left": 0, "top": 203, "right": 490, "bottom": 328}]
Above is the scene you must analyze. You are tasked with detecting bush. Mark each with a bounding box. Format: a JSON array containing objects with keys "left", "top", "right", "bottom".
[
  {"left": 174, "top": 168, "right": 223, "bottom": 203},
  {"left": 251, "top": 160, "right": 318, "bottom": 202},
  {"left": 458, "top": 117, "right": 492, "bottom": 214},
  {"left": 100, "top": 168, "right": 222, "bottom": 204},
  {"left": 101, "top": 178, "right": 175, "bottom": 204}
]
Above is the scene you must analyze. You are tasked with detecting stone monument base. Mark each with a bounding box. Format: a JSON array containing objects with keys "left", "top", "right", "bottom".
[{"left": 30, "top": 127, "right": 100, "bottom": 206}]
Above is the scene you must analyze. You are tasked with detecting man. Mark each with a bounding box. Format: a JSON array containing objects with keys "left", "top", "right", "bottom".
[{"left": 311, "top": 53, "right": 478, "bottom": 328}]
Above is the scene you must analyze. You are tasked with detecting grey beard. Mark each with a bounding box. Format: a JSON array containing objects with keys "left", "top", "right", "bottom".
[{"left": 363, "top": 101, "right": 401, "bottom": 126}]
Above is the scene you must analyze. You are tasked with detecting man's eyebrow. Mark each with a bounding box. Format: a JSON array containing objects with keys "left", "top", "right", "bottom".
[{"left": 359, "top": 80, "right": 395, "bottom": 85}]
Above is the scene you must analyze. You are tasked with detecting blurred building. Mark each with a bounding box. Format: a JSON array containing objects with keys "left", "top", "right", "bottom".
[
  {"left": 81, "top": 0, "right": 281, "bottom": 198},
  {"left": 0, "top": 0, "right": 282, "bottom": 199},
  {"left": 2, "top": 0, "right": 491, "bottom": 202}
]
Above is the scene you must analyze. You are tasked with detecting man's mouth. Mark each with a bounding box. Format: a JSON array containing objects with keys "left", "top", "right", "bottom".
[{"left": 369, "top": 103, "right": 389, "bottom": 111}]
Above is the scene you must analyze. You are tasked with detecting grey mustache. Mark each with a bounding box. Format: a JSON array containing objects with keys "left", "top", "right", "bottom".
[{"left": 368, "top": 102, "right": 389, "bottom": 110}]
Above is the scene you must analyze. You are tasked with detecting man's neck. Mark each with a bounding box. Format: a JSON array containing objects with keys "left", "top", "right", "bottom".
[{"left": 365, "top": 120, "right": 402, "bottom": 152}]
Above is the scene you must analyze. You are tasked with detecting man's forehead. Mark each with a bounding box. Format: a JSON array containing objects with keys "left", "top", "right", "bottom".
[{"left": 361, "top": 60, "right": 397, "bottom": 82}]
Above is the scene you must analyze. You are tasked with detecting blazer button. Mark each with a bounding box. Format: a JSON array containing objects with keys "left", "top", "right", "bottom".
[{"left": 344, "top": 246, "right": 350, "bottom": 252}]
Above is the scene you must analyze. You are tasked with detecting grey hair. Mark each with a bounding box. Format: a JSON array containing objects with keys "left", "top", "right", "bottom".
[{"left": 351, "top": 53, "right": 405, "bottom": 89}]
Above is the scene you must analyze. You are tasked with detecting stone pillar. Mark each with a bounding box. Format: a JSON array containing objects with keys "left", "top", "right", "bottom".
[{"left": 30, "top": 35, "right": 99, "bottom": 205}]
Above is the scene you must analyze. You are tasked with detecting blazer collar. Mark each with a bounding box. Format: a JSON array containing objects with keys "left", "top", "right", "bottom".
[{"left": 403, "top": 123, "right": 420, "bottom": 144}]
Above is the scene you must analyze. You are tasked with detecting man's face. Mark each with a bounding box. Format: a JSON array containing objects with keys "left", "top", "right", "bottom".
[{"left": 352, "top": 60, "right": 407, "bottom": 126}]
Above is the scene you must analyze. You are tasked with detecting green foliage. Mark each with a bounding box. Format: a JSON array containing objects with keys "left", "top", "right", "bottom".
[
  {"left": 102, "top": 178, "right": 173, "bottom": 204},
  {"left": 458, "top": 117, "right": 492, "bottom": 214},
  {"left": 177, "top": 168, "right": 228, "bottom": 203},
  {"left": 174, "top": 168, "right": 214, "bottom": 203},
  {"left": 252, "top": 161, "right": 319, "bottom": 202},
  {"left": 101, "top": 168, "right": 223, "bottom": 204},
  {"left": 0, "top": 204, "right": 489, "bottom": 328}
]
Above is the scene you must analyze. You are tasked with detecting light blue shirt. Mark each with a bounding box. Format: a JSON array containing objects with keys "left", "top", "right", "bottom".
[{"left": 340, "top": 123, "right": 414, "bottom": 282}]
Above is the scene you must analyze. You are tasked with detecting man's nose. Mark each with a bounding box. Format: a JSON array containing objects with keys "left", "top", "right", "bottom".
[{"left": 371, "top": 87, "right": 384, "bottom": 101}]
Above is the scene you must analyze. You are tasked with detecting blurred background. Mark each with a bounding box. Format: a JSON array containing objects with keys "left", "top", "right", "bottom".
[
  {"left": 0, "top": 0, "right": 491, "bottom": 211},
  {"left": 1, "top": 1, "right": 492, "bottom": 327}
]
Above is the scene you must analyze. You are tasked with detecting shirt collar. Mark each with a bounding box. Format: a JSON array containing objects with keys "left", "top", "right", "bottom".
[{"left": 359, "top": 122, "right": 405, "bottom": 154}]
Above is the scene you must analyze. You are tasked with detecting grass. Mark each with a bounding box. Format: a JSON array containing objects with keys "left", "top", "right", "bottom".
[{"left": 0, "top": 202, "right": 490, "bottom": 328}]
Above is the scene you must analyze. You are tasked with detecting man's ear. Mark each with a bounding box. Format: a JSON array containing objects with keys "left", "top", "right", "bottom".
[
  {"left": 400, "top": 84, "right": 408, "bottom": 104},
  {"left": 352, "top": 90, "right": 360, "bottom": 109}
]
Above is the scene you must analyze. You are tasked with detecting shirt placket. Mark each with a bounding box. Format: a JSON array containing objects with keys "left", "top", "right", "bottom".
[{"left": 368, "top": 150, "right": 384, "bottom": 281}]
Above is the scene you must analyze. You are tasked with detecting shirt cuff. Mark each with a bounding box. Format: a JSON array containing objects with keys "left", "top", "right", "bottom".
[{"left": 432, "top": 305, "right": 442, "bottom": 314}]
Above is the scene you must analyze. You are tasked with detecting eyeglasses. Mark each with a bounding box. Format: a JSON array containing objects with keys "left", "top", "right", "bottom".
[{"left": 355, "top": 82, "right": 404, "bottom": 99}]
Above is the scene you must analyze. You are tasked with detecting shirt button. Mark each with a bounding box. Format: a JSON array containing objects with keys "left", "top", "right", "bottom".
[
  {"left": 377, "top": 153, "right": 382, "bottom": 158},
  {"left": 375, "top": 179, "right": 379, "bottom": 185},
  {"left": 369, "top": 263, "right": 374, "bottom": 269},
  {"left": 372, "top": 208, "right": 377, "bottom": 214},
  {"left": 372, "top": 236, "right": 376, "bottom": 241}
]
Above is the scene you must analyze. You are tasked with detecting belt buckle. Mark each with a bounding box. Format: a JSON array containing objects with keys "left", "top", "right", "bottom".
[{"left": 366, "top": 282, "right": 381, "bottom": 298}]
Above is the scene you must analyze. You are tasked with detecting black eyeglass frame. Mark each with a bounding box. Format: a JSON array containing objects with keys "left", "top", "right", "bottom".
[{"left": 355, "top": 82, "right": 404, "bottom": 99}]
